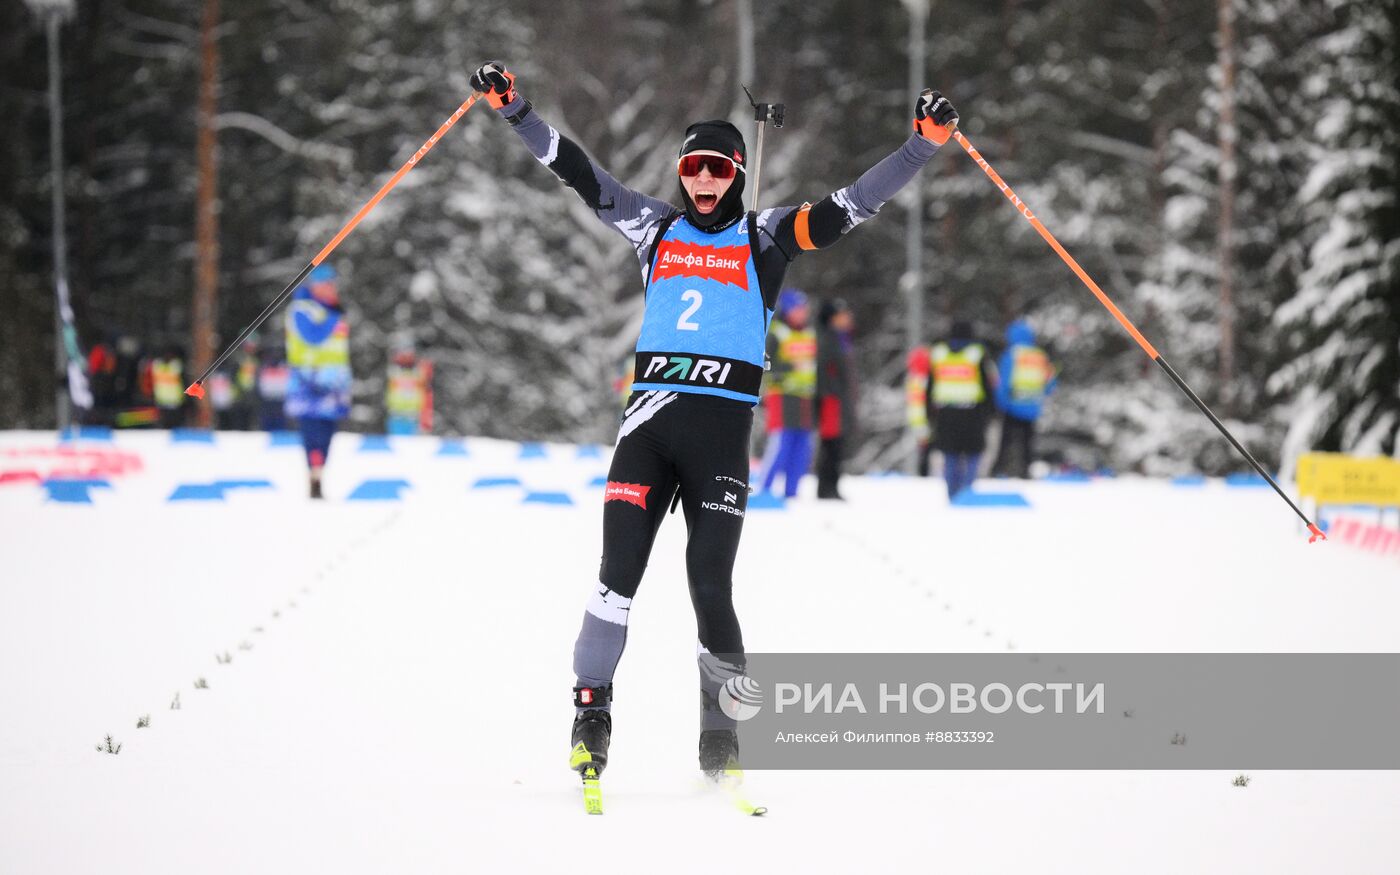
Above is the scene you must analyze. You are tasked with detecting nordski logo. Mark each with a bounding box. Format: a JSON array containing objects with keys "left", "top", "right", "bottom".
[
  {"left": 651, "top": 241, "right": 750, "bottom": 288},
  {"left": 641, "top": 356, "right": 734, "bottom": 386},
  {"left": 604, "top": 482, "right": 651, "bottom": 509},
  {"left": 701, "top": 500, "right": 745, "bottom": 517}
]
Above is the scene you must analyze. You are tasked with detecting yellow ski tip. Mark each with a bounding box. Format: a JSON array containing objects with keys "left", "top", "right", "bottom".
[{"left": 581, "top": 766, "right": 603, "bottom": 815}]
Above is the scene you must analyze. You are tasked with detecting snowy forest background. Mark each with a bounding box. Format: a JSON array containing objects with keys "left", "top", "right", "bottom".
[{"left": 1, "top": 0, "right": 1396, "bottom": 474}]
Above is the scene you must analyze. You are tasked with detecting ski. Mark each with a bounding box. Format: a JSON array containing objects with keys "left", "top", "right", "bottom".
[
  {"left": 714, "top": 766, "right": 767, "bottom": 817},
  {"left": 571, "top": 740, "right": 605, "bottom": 815},
  {"left": 580, "top": 766, "right": 603, "bottom": 815}
]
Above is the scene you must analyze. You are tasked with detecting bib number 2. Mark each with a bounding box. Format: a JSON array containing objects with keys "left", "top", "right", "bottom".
[{"left": 677, "top": 290, "right": 702, "bottom": 331}]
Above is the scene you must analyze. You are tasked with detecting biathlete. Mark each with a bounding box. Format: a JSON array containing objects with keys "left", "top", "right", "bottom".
[{"left": 469, "top": 61, "right": 959, "bottom": 791}]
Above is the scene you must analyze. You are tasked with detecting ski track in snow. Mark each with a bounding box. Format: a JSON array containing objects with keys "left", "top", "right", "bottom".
[{"left": 1, "top": 430, "right": 1398, "bottom": 874}]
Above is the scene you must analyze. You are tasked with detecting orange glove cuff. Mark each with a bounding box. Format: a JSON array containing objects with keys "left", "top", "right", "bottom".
[
  {"left": 487, "top": 70, "right": 518, "bottom": 109},
  {"left": 914, "top": 116, "right": 951, "bottom": 146}
]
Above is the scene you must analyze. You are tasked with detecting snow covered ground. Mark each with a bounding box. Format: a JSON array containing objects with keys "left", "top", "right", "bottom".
[{"left": 2, "top": 429, "right": 1397, "bottom": 874}]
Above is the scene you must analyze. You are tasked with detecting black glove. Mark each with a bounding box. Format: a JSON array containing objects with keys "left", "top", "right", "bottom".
[
  {"left": 913, "top": 89, "right": 958, "bottom": 144},
  {"left": 470, "top": 61, "right": 519, "bottom": 110}
]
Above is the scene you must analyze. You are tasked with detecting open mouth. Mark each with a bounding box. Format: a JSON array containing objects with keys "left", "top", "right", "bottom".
[{"left": 694, "top": 191, "right": 718, "bottom": 212}]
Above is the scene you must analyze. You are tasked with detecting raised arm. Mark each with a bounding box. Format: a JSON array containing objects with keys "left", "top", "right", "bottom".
[
  {"left": 758, "top": 91, "right": 959, "bottom": 259},
  {"left": 471, "top": 62, "right": 676, "bottom": 253}
]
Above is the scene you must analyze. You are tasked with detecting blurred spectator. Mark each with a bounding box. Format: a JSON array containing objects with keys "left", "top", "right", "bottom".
[
  {"left": 992, "top": 319, "right": 1057, "bottom": 478},
  {"left": 207, "top": 370, "right": 238, "bottom": 427},
  {"left": 286, "top": 263, "right": 351, "bottom": 499},
  {"left": 113, "top": 335, "right": 146, "bottom": 408},
  {"left": 906, "top": 346, "right": 932, "bottom": 476},
  {"left": 147, "top": 345, "right": 186, "bottom": 430},
  {"left": 204, "top": 341, "right": 257, "bottom": 430},
  {"left": 815, "top": 298, "right": 857, "bottom": 500},
  {"left": 759, "top": 288, "right": 817, "bottom": 498},
  {"left": 385, "top": 347, "right": 434, "bottom": 435},
  {"left": 85, "top": 334, "right": 118, "bottom": 425},
  {"left": 226, "top": 339, "right": 259, "bottom": 430},
  {"left": 103, "top": 335, "right": 160, "bottom": 428},
  {"left": 257, "top": 347, "right": 290, "bottom": 432},
  {"left": 928, "top": 320, "right": 997, "bottom": 501}
]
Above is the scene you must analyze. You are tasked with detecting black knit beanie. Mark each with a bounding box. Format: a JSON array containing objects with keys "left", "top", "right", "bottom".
[{"left": 677, "top": 119, "right": 747, "bottom": 230}]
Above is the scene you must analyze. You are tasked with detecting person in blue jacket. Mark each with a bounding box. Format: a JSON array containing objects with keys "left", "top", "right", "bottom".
[
  {"left": 285, "top": 264, "right": 352, "bottom": 499},
  {"left": 991, "top": 319, "right": 1056, "bottom": 479}
]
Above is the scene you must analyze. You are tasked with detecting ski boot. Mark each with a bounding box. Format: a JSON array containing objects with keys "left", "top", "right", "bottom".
[
  {"left": 698, "top": 728, "right": 740, "bottom": 782},
  {"left": 570, "top": 709, "right": 611, "bottom": 775},
  {"left": 700, "top": 728, "right": 766, "bottom": 815},
  {"left": 570, "top": 685, "right": 612, "bottom": 815}
]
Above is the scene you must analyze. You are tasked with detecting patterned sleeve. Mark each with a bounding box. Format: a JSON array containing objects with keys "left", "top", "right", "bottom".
[
  {"left": 757, "top": 133, "right": 944, "bottom": 259},
  {"left": 499, "top": 97, "right": 678, "bottom": 264}
]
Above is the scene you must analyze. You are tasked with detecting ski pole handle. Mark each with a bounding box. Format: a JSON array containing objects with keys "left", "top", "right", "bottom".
[{"left": 919, "top": 84, "right": 959, "bottom": 136}]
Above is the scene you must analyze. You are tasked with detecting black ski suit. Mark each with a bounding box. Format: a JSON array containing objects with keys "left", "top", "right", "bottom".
[{"left": 488, "top": 91, "right": 947, "bottom": 724}]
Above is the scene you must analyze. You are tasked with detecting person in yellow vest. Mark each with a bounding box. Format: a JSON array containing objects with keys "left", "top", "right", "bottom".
[
  {"left": 385, "top": 348, "right": 434, "bottom": 435},
  {"left": 759, "top": 289, "right": 818, "bottom": 498},
  {"left": 927, "top": 320, "right": 997, "bottom": 500},
  {"left": 286, "top": 264, "right": 351, "bottom": 499},
  {"left": 148, "top": 346, "right": 186, "bottom": 430},
  {"left": 992, "top": 319, "right": 1057, "bottom": 478}
]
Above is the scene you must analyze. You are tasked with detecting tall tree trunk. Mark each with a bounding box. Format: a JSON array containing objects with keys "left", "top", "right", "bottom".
[
  {"left": 1216, "top": 0, "right": 1237, "bottom": 400},
  {"left": 191, "top": 0, "right": 220, "bottom": 427}
]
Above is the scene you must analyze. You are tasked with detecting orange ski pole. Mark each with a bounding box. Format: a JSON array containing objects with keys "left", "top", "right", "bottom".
[
  {"left": 943, "top": 116, "right": 1324, "bottom": 542},
  {"left": 186, "top": 92, "right": 484, "bottom": 398}
]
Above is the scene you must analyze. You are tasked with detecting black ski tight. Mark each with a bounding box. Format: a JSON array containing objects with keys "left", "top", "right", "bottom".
[{"left": 573, "top": 391, "right": 751, "bottom": 691}]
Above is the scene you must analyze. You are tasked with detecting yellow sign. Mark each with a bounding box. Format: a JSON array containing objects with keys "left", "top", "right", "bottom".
[{"left": 1296, "top": 453, "right": 1400, "bottom": 507}]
